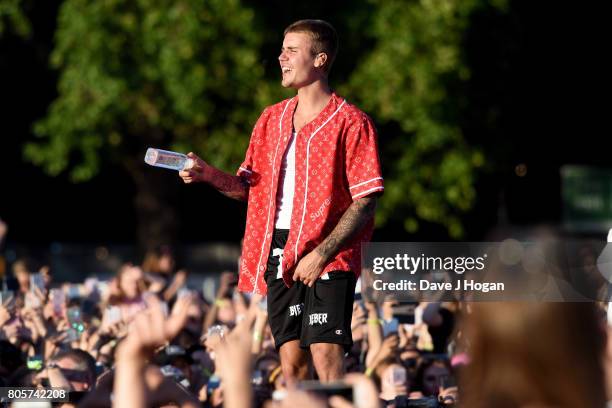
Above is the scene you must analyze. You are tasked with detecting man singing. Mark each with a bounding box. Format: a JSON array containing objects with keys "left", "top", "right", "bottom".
[{"left": 180, "top": 19, "right": 383, "bottom": 383}]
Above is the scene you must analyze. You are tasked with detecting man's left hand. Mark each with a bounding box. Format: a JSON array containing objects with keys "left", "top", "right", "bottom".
[{"left": 292, "top": 250, "right": 326, "bottom": 287}]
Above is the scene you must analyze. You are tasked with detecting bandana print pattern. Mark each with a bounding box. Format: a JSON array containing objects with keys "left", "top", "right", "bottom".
[{"left": 237, "top": 93, "right": 384, "bottom": 294}]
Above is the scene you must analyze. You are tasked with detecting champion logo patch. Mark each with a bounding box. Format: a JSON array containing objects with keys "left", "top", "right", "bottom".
[{"left": 335, "top": 329, "right": 343, "bottom": 335}]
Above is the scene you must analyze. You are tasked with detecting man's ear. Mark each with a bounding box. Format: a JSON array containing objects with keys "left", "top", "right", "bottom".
[{"left": 314, "top": 52, "right": 328, "bottom": 69}]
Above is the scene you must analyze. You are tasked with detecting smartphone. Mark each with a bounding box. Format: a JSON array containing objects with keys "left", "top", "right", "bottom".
[
  {"left": 161, "top": 364, "right": 184, "bottom": 380},
  {"left": 95, "top": 362, "right": 106, "bottom": 377},
  {"left": 67, "top": 284, "right": 81, "bottom": 299},
  {"left": 382, "top": 318, "right": 399, "bottom": 337},
  {"left": 67, "top": 306, "right": 84, "bottom": 333},
  {"left": 50, "top": 289, "right": 65, "bottom": 317},
  {"left": 440, "top": 374, "right": 457, "bottom": 389},
  {"left": 392, "top": 302, "right": 417, "bottom": 324},
  {"left": 298, "top": 380, "right": 354, "bottom": 402},
  {"left": 105, "top": 305, "right": 122, "bottom": 325},
  {"left": 251, "top": 369, "right": 264, "bottom": 386},
  {"left": 0, "top": 290, "right": 14, "bottom": 305},
  {"left": 165, "top": 345, "right": 186, "bottom": 356},
  {"left": 391, "top": 365, "right": 407, "bottom": 386},
  {"left": 27, "top": 355, "right": 44, "bottom": 371},
  {"left": 207, "top": 374, "right": 221, "bottom": 394},
  {"left": 65, "top": 328, "right": 79, "bottom": 343},
  {"left": 160, "top": 301, "right": 169, "bottom": 317},
  {"left": 30, "top": 273, "right": 45, "bottom": 292}
]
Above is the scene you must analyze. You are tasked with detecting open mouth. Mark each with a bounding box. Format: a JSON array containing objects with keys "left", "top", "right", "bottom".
[{"left": 281, "top": 67, "right": 292, "bottom": 74}]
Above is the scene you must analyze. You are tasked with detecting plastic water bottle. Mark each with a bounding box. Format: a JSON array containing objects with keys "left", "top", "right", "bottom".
[{"left": 144, "top": 148, "right": 194, "bottom": 171}]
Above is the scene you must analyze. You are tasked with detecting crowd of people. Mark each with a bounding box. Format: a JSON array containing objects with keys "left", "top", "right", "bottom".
[
  {"left": 1, "top": 242, "right": 611, "bottom": 408},
  {"left": 4, "top": 10, "right": 612, "bottom": 407}
]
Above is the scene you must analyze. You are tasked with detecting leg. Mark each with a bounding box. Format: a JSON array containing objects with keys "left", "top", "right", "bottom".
[
  {"left": 310, "top": 342, "right": 344, "bottom": 381},
  {"left": 301, "top": 272, "right": 357, "bottom": 381},
  {"left": 279, "top": 339, "right": 310, "bottom": 386},
  {"left": 264, "top": 230, "right": 310, "bottom": 385}
]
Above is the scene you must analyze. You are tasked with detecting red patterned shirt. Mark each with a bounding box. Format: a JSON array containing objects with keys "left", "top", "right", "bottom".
[{"left": 237, "top": 92, "right": 384, "bottom": 294}]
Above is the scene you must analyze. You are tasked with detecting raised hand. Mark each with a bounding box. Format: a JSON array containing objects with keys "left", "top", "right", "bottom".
[
  {"left": 114, "top": 293, "right": 197, "bottom": 408},
  {"left": 328, "top": 373, "right": 380, "bottom": 408},
  {"left": 122, "top": 293, "right": 194, "bottom": 356},
  {"left": 213, "top": 311, "right": 257, "bottom": 408}
]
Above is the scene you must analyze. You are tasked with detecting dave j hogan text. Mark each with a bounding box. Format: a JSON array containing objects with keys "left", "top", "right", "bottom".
[{"left": 372, "top": 279, "right": 505, "bottom": 293}]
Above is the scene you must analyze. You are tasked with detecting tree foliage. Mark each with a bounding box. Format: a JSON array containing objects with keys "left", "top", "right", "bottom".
[
  {"left": 25, "top": 0, "right": 508, "bottom": 242},
  {"left": 26, "top": 0, "right": 264, "bottom": 181},
  {"left": 0, "top": 0, "right": 31, "bottom": 38},
  {"left": 342, "top": 0, "right": 506, "bottom": 237}
]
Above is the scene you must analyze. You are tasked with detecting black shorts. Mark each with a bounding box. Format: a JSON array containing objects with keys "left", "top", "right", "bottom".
[{"left": 265, "top": 229, "right": 356, "bottom": 352}]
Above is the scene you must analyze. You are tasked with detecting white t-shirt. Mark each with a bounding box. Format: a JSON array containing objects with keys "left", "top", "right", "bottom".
[{"left": 274, "top": 131, "right": 296, "bottom": 229}]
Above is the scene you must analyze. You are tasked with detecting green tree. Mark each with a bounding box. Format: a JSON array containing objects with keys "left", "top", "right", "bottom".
[
  {"left": 25, "top": 0, "right": 265, "bottom": 249},
  {"left": 0, "top": 0, "right": 31, "bottom": 38},
  {"left": 343, "top": 0, "right": 506, "bottom": 238}
]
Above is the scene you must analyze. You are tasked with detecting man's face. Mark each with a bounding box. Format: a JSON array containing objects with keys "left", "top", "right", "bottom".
[{"left": 279, "top": 32, "right": 322, "bottom": 88}]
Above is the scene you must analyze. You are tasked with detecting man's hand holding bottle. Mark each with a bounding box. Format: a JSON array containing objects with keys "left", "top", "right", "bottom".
[{"left": 179, "top": 152, "right": 208, "bottom": 184}]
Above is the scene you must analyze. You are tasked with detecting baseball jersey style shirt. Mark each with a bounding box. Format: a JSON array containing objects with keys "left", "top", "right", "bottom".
[{"left": 237, "top": 92, "right": 384, "bottom": 294}]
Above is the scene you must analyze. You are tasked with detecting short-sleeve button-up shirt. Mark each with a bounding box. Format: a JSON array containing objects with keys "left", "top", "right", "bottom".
[{"left": 237, "top": 92, "right": 384, "bottom": 294}]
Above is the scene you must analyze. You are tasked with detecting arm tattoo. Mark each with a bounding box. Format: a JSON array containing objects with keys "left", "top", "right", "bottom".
[
  {"left": 204, "top": 165, "right": 249, "bottom": 202},
  {"left": 316, "top": 197, "right": 377, "bottom": 262}
]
